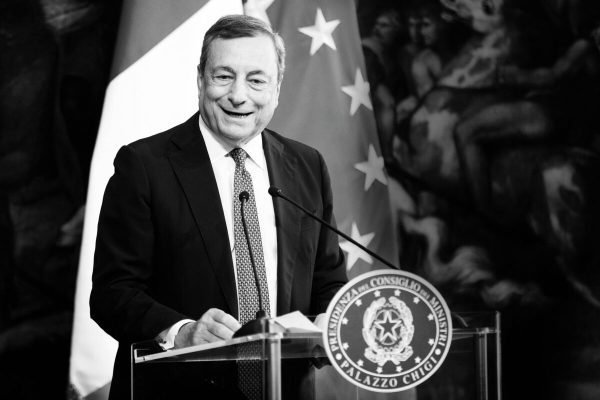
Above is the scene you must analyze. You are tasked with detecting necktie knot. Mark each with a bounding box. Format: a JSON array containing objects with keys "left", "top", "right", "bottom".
[{"left": 230, "top": 148, "right": 247, "bottom": 167}]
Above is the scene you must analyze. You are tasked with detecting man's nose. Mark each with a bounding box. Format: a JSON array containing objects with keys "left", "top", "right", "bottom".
[{"left": 228, "top": 79, "right": 247, "bottom": 106}]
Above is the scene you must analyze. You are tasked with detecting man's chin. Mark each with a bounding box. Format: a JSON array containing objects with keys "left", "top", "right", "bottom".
[{"left": 219, "top": 128, "right": 260, "bottom": 146}]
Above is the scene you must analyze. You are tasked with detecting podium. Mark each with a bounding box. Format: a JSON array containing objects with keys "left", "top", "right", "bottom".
[{"left": 132, "top": 311, "right": 500, "bottom": 400}]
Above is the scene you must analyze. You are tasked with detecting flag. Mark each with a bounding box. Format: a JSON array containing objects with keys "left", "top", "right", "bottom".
[
  {"left": 245, "top": 0, "right": 397, "bottom": 279},
  {"left": 68, "top": 1, "right": 243, "bottom": 398},
  {"left": 244, "top": 2, "right": 399, "bottom": 398}
]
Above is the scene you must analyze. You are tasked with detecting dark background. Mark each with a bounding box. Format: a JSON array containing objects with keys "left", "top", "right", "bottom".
[
  {"left": 357, "top": 0, "right": 600, "bottom": 399},
  {"left": 1, "top": 1, "right": 121, "bottom": 398}
]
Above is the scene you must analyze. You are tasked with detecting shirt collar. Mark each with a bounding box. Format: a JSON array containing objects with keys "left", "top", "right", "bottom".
[{"left": 198, "top": 114, "right": 266, "bottom": 170}]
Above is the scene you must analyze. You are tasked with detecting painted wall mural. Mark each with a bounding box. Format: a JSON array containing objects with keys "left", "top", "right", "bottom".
[{"left": 358, "top": 0, "right": 600, "bottom": 398}]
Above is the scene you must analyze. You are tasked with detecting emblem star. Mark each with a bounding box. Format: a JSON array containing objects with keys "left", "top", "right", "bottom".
[
  {"left": 415, "top": 357, "right": 422, "bottom": 363},
  {"left": 396, "top": 366, "right": 403, "bottom": 372},
  {"left": 427, "top": 313, "right": 434, "bottom": 321},
  {"left": 428, "top": 338, "right": 435, "bottom": 346},
  {"left": 374, "top": 290, "right": 381, "bottom": 297},
  {"left": 413, "top": 297, "right": 420, "bottom": 304},
  {"left": 356, "top": 299, "right": 363, "bottom": 307},
  {"left": 341, "top": 69, "right": 372, "bottom": 115},
  {"left": 342, "top": 317, "right": 348, "bottom": 325},
  {"left": 340, "top": 222, "right": 375, "bottom": 271},
  {"left": 373, "top": 310, "right": 401, "bottom": 344},
  {"left": 343, "top": 342, "right": 349, "bottom": 350},
  {"left": 358, "top": 359, "right": 364, "bottom": 367},
  {"left": 394, "top": 290, "right": 401, "bottom": 296},
  {"left": 376, "top": 367, "right": 383, "bottom": 373},
  {"left": 355, "top": 144, "right": 387, "bottom": 191},
  {"left": 298, "top": 8, "right": 340, "bottom": 55}
]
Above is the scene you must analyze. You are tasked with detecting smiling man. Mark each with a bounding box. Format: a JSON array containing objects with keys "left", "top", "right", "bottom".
[{"left": 90, "top": 15, "right": 347, "bottom": 400}]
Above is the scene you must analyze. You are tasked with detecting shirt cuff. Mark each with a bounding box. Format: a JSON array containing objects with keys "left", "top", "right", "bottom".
[{"left": 156, "top": 319, "right": 195, "bottom": 350}]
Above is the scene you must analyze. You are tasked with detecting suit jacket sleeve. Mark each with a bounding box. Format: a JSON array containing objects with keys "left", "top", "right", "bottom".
[{"left": 90, "top": 145, "right": 187, "bottom": 344}]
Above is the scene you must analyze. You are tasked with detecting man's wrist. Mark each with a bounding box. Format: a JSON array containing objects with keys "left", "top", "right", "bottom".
[{"left": 156, "top": 319, "right": 194, "bottom": 350}]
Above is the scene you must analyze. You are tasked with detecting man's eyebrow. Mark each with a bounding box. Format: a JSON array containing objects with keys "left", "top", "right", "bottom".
[
  {"left": 247, "top": 70, "right": 269, "bottom": 77},
  {"left": 211, "top": 66, "right": 235, "bottom": 74},
  {"left": 211, "top": 66, "right": 270, "bottom": 78}
]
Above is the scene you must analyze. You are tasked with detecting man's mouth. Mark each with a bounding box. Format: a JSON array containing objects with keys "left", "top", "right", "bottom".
[{"left": 222, "top": 108, "right": 252, "bottom": 119}]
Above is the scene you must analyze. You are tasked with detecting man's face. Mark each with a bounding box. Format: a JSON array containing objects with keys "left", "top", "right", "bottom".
[
  {"left": 198, "top": 35, "right": 280, "bottom": 147},
  {"left": 372, "top": 15, "right": 400, "bottom": 47},
  {"left": 420, "top": 16, "right": 440, "bottom": 47}
]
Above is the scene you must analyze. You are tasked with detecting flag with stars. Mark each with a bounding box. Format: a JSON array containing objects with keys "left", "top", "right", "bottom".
[{"left": 245, "top": 0, "right": 397, "bottom": 278}]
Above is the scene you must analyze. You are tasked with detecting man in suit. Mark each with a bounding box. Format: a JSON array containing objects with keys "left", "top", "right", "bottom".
[{"left": 90, "top": 14, "right": 347, "bottom": 400}]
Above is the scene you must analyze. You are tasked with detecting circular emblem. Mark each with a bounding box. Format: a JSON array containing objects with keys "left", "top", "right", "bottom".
[{"left": 323, "top": 270, "right": 452, "bottom": 392}]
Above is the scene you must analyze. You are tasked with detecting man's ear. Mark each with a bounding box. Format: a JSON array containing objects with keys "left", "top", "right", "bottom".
[
  {"left": 274, "top": 81, "right": 282, "bottom": 108},
  {"left": 196, "top": 65, "right": 204, "bottom": 92}
]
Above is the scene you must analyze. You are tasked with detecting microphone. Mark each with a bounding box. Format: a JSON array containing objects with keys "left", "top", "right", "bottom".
[
  {"left": 238, "top": 190, "right": 266, "bottom": 319},
  {"left": 268, "top": 186, "right": 399, "bottom": 270},
  {"left": 233, "top": 191, "right": 278, "bottom": 338}
]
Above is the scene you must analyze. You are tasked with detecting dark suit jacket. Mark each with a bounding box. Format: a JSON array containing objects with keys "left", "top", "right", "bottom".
[{"left": 90, "top": 113, "right": 347, "bottom": 399}]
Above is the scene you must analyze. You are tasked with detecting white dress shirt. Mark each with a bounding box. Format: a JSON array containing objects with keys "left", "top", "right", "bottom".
[{"left": 157, "top": 116, "right": 278, "bottom": 349}]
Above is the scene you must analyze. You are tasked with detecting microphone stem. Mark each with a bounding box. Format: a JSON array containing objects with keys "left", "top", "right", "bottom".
[
  {"left": 275, "top": 191, "right": 399, "bottom": 270},
  {"left": 239, "top": 196, "right": 265, "bottom": 316}
]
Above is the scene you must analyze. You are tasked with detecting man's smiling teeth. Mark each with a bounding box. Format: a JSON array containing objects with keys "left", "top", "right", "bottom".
[{"left": 224, "top": 109, "right": 251, "bottom": 118}]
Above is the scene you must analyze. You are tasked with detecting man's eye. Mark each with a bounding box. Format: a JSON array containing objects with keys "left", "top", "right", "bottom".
[
  {"left": 215, "top": 75, "right": 232, "bottom": 81},
  {"left": 249, "top": 79, "right": 266, "bottom": 85}
]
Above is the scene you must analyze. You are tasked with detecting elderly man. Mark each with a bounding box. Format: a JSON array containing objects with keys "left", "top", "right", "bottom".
[{"left": 90, "top": 14, "right": 347, "bottom": 400}]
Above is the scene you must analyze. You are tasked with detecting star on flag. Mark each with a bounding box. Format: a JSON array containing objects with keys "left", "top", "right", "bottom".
[
  {"left": 256, "top": 0, "right": 397, "bottom": 282},
  {"left": 243, "top": 0, "right": 274, "bottom": 24},
  {"left": 341, "top": 68, "right": 372, "bottom": 115},
  {"left": 298, "top": 8, "right": 340, "bottom": 55},
  {"left": 355, "top": 144, "right": 387, "bottom": 190},
  {"left": 340, "top": 222, "right": 375, "bottom": 271}
]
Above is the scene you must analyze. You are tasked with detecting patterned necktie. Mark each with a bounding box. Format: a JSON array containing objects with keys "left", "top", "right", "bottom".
[
  {"left": 231, "top": 147, "right": 271, "bottom": 323},
  {"left": 231, "top": 148, "right": 270, "bottom": 400}
]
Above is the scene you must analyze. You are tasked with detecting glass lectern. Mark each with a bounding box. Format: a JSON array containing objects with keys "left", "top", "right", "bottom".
[{"left": 132, "top": 311, "right": 500, "bottom": 400}]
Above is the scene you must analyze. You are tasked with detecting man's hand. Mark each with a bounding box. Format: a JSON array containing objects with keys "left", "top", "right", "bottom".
[
  {"left": 174, "top": 308, "right": 241, "bottom": 348},
  {"left": 313, "top": 313, "right": 327, "bottom": 331}
]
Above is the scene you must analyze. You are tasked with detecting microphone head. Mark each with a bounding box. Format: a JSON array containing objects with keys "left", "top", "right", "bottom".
[
  {"left": 239, "top": 191, "right": 250, "bottom": 202},
  {"left": 268, "top": 186, "right": 282, "bottom": 197}
]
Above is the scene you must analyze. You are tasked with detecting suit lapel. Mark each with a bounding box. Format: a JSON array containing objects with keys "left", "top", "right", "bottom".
[
  {"left": 167, "top": 115, "right": 238, "bottom": 317},
  {"left": 263, "top": 132, "right": 302, "bottom": 315}
]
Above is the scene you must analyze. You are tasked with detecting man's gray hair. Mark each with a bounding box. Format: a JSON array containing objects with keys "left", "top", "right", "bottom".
[{"left": 199, "top": 14, "right": 286, "bottom": 83}]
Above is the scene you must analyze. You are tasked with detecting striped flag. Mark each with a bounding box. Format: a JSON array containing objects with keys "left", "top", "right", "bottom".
[
  {"left": 245, "top": 0, "right": 397, "bottom": 279},
  {"left": 68, "top": 1, "right": 242, "bottom": 398}
]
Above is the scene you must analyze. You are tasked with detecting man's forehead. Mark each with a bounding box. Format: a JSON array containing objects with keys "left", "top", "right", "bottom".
[
  {"left": 209, "top": 35, "right": 276, "bottom": 55},
  {"left": 205, "top": 35, "right": 278, "bottom": 72}
]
